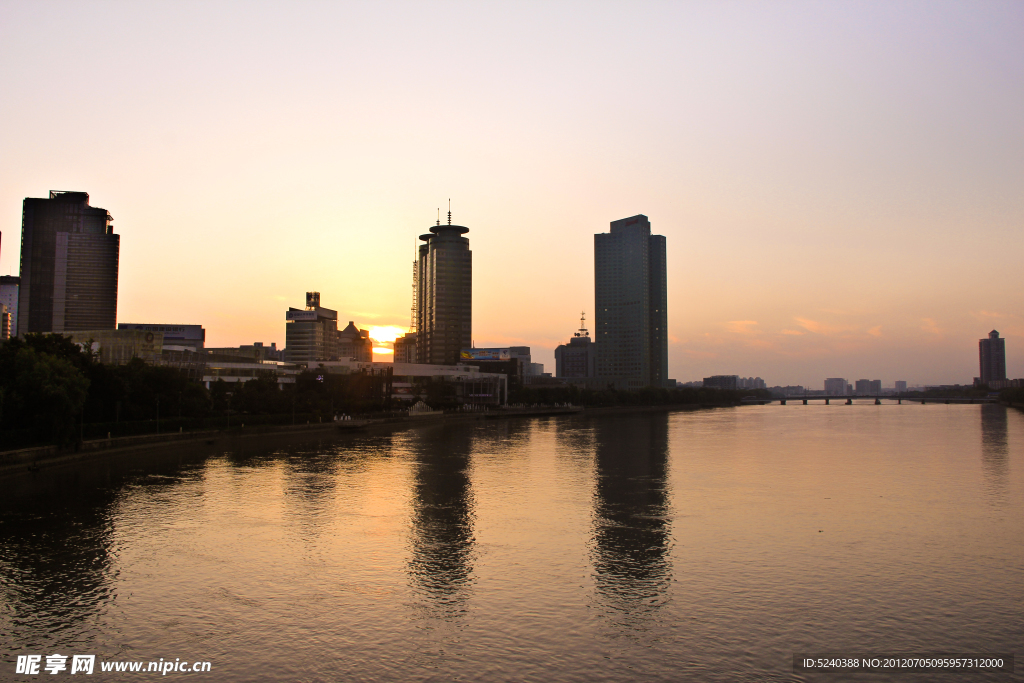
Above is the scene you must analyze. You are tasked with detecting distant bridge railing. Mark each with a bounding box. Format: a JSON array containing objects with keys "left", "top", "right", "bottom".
[{"left": 748, "top": 395, "right": 998, "bottom": 405}]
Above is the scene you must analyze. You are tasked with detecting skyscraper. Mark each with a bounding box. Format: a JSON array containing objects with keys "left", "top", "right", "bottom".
[
  {"left": 18, "top": 191, "right": 119, "bottom": 334},
  {"left": 416, "top": 210, "right": 472, "bottom": 365},
  {"left": 594, "top": 214, "right": 668, "bottom": 389},
  {"left": 979, "top": 330, "right": 1006, "bottom": 385}
]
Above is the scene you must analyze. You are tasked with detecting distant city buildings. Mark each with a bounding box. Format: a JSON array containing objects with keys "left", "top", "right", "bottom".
[
  {"left": 703, "top": 375, "right": 739, "bottom": 391},
  {"left": 594, "top": 214, "right": 669, "bottom": 389},
  {"left": 18, "top": 191, "right": 119, "bottom": 334},
  {"left": 824, "top": 378, "right": 849, "bottom": 395},
  {"left": 554, "top": 313, "right": 596, "bottom": 379},
  {"left": 737, "top": 376, "right": 766, "bottom": 390},
  {"left": 416, "top": 210, "right": 472, "bottom": 365},
  {"left": 0, "top": 276, "right": 19, "bottom": 337},
  {"left": 978, "top": 330, "right": 1006, "bottom": 386},
  {"left": 894, "top": 380, "right": 907, "bottom": 393},
  {"left": 854, "top": 379, "right": 882, "bottom": 395}
]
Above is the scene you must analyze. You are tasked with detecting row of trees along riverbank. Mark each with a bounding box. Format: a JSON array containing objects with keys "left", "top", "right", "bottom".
[{"left": 0, "top": 333, "right": 766, "bottom": 451}]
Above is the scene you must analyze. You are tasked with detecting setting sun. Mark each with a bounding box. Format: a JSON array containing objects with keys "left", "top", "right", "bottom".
[{"left": 367, "top": 326, "right": 408, "bottom": 343}]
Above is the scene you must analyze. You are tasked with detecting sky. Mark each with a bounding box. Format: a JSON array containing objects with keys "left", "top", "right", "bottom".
[{"left": 1, "top": 1, "right": 1022, "bottom": 387}]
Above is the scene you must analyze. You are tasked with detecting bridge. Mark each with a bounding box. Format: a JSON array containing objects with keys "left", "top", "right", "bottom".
[{"left": 750, "top": 395, "right": 998, "bottom": 406}]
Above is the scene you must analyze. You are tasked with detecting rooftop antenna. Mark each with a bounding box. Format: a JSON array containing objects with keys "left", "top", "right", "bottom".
[
  {"left": 447, "top": 198, "right": 451, "bottom": 225},
  {"left": 436, "top": 208, "right": 440, "bottom": 226}
]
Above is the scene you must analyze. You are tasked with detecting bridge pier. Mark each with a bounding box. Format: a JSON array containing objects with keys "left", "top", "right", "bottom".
[
  {"left": 825, "top": 398, "right": 830, "bottom": 405},
  {"left": 803, "top": 399, "right": 807, "bottom": 405},
  {"left": 875, "top": 398, "right": 881, "bottom": 405},
  {"left": 846, "top": 398, "right": 853, "bottom": 405},
  {"left": 921, "top": 400, "right": 926, "bottom": 404},
  {"left": 945, "top": 400, "right": 950, "bottom": 404},
  {"left": 780, "top": 398, "right": 787, "bottom": 405}
]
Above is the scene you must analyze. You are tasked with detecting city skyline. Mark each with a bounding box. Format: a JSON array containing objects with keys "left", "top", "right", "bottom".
[{"left": 1, "top": 2, "right": 1021, "bottom": 386}]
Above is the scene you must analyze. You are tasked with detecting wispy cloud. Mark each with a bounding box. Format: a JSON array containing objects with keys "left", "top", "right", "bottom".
[
  {"left": 921, "top": 318, "right": 942, "bottom": 336},
  {"left": 867, "top": 325, "right": 882, "bottom": 337},
  {"left": 726, "top": 320, "right": 759, "bottom": 334}
]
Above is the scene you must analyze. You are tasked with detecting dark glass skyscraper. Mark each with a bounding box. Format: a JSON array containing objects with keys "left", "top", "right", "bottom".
[
  {"left": 594, "top": 215, "right": 668, "bottom": 389},
  {"left": 416, "top": 214, "right": 472, "bottom": 365},
  {"left": 979, "top": 330, "right": 1007, "bottom": 385},
  {"left": 18, "top": 191, "right": 119, "bottom": 334}
]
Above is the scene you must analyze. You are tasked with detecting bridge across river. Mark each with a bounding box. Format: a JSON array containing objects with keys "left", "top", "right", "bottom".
[{"left": 761, "top": 395, "right": 998, "bottom": 405}]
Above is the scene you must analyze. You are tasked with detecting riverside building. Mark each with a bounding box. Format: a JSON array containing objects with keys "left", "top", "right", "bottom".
[
  {"left": 416, "top": 208, "right": 472, "bottom": 365},
  {"left": 978, "top": 330, "right": 1007, "bottom": 386},
  {"left": 18, "top": 191, "right": 119, "bottom": 334},
  {"left": 594, "top": 214, "right": 669, "bottom": 389}
]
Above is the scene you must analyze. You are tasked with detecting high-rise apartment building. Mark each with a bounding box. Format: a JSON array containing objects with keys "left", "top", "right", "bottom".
[
  {"left": 979, "top": 330, "right": 1006, "bottom": 385},
  {"left": 594, "top": 214, "right": 668, "bottom": 389},
  {"left": 894, "top": 380, "right": 908, "bottom": 393},
  {"left": 415, "top": 212, "right": 472, "bottom": 365},
  {"left": 18, "top": 191, "right": 119, "bottom": 334}
]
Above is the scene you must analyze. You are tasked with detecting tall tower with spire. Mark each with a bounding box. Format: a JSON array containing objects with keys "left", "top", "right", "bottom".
[{"left": 415, "top": 203, "right": 472, "bottom": 365}]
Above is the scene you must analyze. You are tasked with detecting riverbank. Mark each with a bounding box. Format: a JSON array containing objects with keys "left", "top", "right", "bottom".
[{"left": 0, "top": 402, "right": 723, "bottom": 479}]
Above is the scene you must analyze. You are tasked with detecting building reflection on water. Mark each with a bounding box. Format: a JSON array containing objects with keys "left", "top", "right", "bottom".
[
  {"left": 406, "top": 425, "right": 477, "bottom": 616},
  {"left": 980, "top": 404, "right": 1009, "bottom": 501},
  {"left": 590, "top": 413, "right": 673, "bottom": 626}
]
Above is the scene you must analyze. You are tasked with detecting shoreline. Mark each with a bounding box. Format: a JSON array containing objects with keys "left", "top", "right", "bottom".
[{"left": 0, "top": 403, "right": 719, "bottom": 480}]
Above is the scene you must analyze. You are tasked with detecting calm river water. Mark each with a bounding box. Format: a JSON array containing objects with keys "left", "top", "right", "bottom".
[{"left": 2, "top": 404, "right": 1022, "bottom": 681}]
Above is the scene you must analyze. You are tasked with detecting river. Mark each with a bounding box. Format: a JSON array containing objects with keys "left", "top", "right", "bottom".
[{"left": 2, "top": 404, "right": 1022, "bottom": 681}]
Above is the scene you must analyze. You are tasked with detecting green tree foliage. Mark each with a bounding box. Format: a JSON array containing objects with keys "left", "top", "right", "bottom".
[{"left": 0, "top": 340, "right": 90, "bottom": 446}]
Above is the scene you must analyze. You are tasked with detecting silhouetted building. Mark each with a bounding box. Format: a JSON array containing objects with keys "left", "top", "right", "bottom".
[
  {"left": 338, "top": 320, "right": 373, "bottom": 361},
  {"left": 394, "top": 332, "right": 417, "bottom": 364},
  {"left": 18, "top": 191, "right": 119, "bottom": 334},
  {"left": 703, "top": 375, "right": 738, "bottom": 390},
  {"left": 416, "top": 210, "right": 472, "bottom": 365},
  {"left": 285, "top": 291, "right": 339, "bottom": 363},
  {"left": 1, "top": 304, "right": 9, "bottom": 340},
  {"left": 979, "top": 330, "right": 1006, "bottom": 386},
  {"left": 895, "top": 380, "right": 907, "bottom": 393},
  {"left": 594, "top": 215, "right": 668, "bottom": 389},
  {"left": 824, "top": 377, "right": 849, "bottom": 395},
  {"left": 0, "top": 276, "right": 19, "bottom": 337},
  {"left": 555, "top": 312, "right": 596, "bottom": 379}
]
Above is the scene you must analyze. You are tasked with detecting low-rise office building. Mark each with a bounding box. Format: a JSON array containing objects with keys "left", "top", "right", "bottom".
[
  {"left": 117, "top": 323, "right": 206, "bottom": 350},
  {"left": 318, "top": 359, "right": 508, "bottom": 405}
]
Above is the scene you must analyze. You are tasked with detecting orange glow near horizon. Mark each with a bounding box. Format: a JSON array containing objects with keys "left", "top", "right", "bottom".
[
  {"left": 372, "top": 347, "right": 394, "bottom": 356},
  {"left": 368, "top": 326, "right": 408, "bottom": 344}
]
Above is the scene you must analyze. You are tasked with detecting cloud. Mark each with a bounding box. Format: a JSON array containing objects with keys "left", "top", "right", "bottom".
[
  {"left": 780, "top": 329, "right": 805, "bottom": 336},
  {"left": 867, "top": 325, "right": 882, "bottom": 337},
  {"left": 726, "top": 320, "right": 759, "bottom": 334},
  {"left": 921, "top": 318, "right": 942, "bottom": 336}
]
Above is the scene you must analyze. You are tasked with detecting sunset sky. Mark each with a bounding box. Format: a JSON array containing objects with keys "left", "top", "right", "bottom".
[{"left": 1, "top": 1, "right": 1021, "bottom": 387}]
